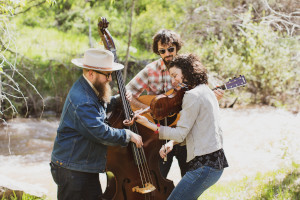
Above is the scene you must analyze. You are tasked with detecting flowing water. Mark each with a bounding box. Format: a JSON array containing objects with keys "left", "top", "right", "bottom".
[{"left": 0, "top": 107, "right": 299, "bottom": 199}]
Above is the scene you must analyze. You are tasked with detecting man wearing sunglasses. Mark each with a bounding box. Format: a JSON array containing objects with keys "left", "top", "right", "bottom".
[
  {"left": 126, "top": 29, "right": 224, "bottom": 180},
  {"left": 50, "top": 49, "right": 143, "bottom": 200}
]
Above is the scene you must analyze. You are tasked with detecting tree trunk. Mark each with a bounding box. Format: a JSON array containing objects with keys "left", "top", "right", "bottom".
[
  {"left": 88, "top": 17, "right": 93, "bottom": 48},
  {"left": 0, "top": 73, "right": 2, "bottom": 112},
  {"left": 123, "top": 0, "right": 135, "bottom": 82}
]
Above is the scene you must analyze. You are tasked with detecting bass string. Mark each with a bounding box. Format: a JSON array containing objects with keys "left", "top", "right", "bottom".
[
  {"left": 119, "top": 73, "right": 154, "bottom": 188},
  {"left": 112, "top": 62, "right": 148, "bottom": 186},
  {"left": 100, "top": 23, "right": 160, "bottom": 198},
  {"left": 115, "top": 70, "right": 154, "bottom": 187}
]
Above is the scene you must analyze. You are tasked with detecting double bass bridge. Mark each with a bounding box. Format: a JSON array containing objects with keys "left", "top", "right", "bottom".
[{"left": 132, "top": 182, "right": 156, "bottom": 194}]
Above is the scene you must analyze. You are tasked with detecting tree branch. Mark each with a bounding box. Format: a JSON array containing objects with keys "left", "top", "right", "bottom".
[
  {"left": 14, "top": 0, "right": 47, "bottom": 15},
  {"left": 0, "top": 38, "right": 16, "bottom": 55}
]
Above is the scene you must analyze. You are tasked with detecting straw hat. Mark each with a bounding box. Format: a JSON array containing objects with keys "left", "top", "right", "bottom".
[{"left": 71, "top": 48, "right": 124, "bottom": 71}]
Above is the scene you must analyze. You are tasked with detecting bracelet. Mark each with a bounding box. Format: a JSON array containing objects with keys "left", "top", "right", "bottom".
[{"left": 154, "top": 123, "right": 160, "bottom": 134}]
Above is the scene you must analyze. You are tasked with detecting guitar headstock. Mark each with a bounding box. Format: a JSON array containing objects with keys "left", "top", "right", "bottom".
[
  {"left": 225, "top": 75, "right": 247, "bottom": 90},
  {"left": 97, "top": 17, "right": 117, "bottom": 57}
]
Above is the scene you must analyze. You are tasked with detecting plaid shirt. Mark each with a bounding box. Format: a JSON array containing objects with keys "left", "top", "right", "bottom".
[{"left": 126, "top": 58, "right": 173, "bottom": 98}]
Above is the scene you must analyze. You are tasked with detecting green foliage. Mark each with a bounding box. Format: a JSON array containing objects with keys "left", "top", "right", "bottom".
[
  {"left": 0, "top": 191, "right": 44, "bottom": 200},
  {"left": 0, "top": 0, "right": 25, "bottom": 15},
  {"left": 11, "top": 26, "right": 88, "bottom": 115},
  {"left": 1, "top": 22, "right": 88, "bottom": 116},
  {"left": 251, "top": 163, "right": 300, "bottom": 199},
  {"left": 184, "top": 10, "right": 300, "bottom": 108},
  {"left": 1, "top": 0, "right": 299, "bottom": 117},
  {"left": 17, "top": 26, "right": 89, "bottom": 60},
  {"left": 132, "top": 0, "right": 185, "bottom": 52}
]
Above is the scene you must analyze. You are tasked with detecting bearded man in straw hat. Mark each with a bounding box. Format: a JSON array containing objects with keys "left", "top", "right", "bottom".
[{"left": 50, "top": 49, "right": 143, "bottom": 200}]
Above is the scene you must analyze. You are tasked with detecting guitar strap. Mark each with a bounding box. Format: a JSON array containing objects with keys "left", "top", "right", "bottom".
[
  {"left": 162, "top": 68, "right": 167, "bottom": 94},
  {"left": 163, "top": 117, "right": 168, "bottom": 162},
  {"left": 162, "top": 67, "right": 172, "bottom": 162}
]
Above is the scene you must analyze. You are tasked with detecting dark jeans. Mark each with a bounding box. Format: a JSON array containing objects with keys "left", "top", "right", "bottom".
[
  {"left": 50, "top": 162, "right": 102, "bottom": 200},
  {"left": 159, "top": 144, "right": 188, "bottom": 178}
]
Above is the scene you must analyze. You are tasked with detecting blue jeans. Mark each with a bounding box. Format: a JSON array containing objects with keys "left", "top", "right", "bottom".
[
  {"left": 167, "top": 165, "right": 224, "bottom": 200},
  {"left": 50, "top": 162, "right": 102, "bottom": 200}
]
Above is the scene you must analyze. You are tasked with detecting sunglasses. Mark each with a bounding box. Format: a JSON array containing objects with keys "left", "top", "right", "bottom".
[
  {"left": 158, "top": 47, "right": 175, "bottom": 55},
  {"left": 93, "top": 70, "right": 112, "bottom": 79}
]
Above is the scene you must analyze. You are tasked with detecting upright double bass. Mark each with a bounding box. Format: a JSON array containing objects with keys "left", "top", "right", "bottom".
[{"left": 98, "top": 17, "right": 174, "bottom": 200}]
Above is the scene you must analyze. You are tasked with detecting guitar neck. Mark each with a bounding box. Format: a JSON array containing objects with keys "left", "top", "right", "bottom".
[
  {"left": 212, "top": 75, "right": 247, "bottom": 91},
  {"left": 212, "top": 85, "right": 226, "bottom": 91}
]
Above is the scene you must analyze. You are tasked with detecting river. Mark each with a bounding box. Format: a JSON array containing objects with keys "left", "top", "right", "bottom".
[{"left": 0, "top": 107, "right": 299, "bottom": 199}]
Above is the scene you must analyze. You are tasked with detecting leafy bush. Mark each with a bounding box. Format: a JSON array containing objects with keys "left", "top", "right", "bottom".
[{"left": 184, "top": 11, "right": 300, "bottom": 109}]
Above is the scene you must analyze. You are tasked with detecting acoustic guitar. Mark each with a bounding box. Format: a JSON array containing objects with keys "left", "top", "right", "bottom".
[{"left": 131, "top": 75, "right": 247, "bottom": 127}]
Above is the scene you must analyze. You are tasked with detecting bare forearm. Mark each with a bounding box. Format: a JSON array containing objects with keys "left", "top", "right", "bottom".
[
  {"left": 131, "top": 97, "right": 148, "bottom": 109},
  {"left": 143, "top": 120, "right": 157, "bottom": 131}
]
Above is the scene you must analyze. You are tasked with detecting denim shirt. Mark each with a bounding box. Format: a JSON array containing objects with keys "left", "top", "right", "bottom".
[{"left": 51, "top": 75, "right": 130, "bottom": 173}]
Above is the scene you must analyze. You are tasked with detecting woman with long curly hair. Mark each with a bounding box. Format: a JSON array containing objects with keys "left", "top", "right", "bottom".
[{"left": 135, "top": 53, "right": 228, "bottom": 200}]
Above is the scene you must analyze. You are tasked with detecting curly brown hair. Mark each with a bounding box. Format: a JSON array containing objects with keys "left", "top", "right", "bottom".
[
  {"left": 152, "top": 29, "right": 183, "bottom": 55},
  {"left": 169, "top": 54, "right": 208, "bottom": 88}
]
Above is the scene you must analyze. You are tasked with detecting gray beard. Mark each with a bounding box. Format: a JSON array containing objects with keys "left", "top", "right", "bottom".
[{"left": 94, "top": 81, "right": 112, "bottom": 103}]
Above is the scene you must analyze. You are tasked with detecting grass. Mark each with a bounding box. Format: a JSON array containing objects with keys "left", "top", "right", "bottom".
[
  {"left": 1, "top": 191, "right": 45, "bottom": 200},
  {"left": 199, "top": 162, "right": 300, "bottom": 200},
  {"left": 15, "top": 26, "right": 90, "bottom": 62}
]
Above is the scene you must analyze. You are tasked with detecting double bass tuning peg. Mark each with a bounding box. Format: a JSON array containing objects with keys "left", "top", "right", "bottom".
[{"left": 98, "top": 17, "right": 109, "bottom": 29}]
